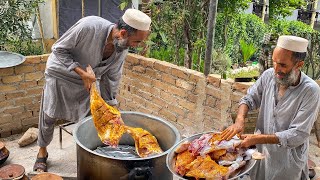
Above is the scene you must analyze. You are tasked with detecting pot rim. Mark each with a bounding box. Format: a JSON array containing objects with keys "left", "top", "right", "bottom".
[
  {"left": 166, "top": 131, "right": 257, "bottom": 180},
  {"left": 73, "top": 111, "right": 181, "bottom": 161}
]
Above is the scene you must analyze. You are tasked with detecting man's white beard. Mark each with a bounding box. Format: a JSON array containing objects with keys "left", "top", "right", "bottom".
[
  {"left": 113, "top": 38, "right": 128, "bottom": 52},
  {"left": 275, "top": 68, "right": 299, "bottom": 87}
]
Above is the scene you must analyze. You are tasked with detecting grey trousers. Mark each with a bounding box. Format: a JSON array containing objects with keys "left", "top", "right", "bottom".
[
  {"left": 37, "top": 110, "right": 57, "bottom": 147},
  {"left": 37, "top": 90, "right": 58, "bottom": 148}
]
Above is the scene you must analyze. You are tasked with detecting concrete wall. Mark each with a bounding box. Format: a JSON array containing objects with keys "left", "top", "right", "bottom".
[{"left": 0, "top": 53, "right": 319, "bottom": 138}]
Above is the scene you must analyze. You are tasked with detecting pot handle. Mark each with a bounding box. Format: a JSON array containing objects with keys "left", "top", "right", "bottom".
[{"left": 128, "top": 166, "right": 152, "bottom": 180}]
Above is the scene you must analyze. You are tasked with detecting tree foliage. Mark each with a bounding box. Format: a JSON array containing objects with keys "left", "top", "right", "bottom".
[
  {"left": 269, "top": 0, "right": 306, "bottom": 20},
  {"left": 0, "top": 0, "right": 43, "bottom": 55}
]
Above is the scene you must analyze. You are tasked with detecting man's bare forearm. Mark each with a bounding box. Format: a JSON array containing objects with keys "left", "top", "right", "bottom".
[
  {"left": 255, "top": 134, "right": 279, "bottom": 144},
  {"left": 235, "top": 104, "right": 249, "bottom": 126}
]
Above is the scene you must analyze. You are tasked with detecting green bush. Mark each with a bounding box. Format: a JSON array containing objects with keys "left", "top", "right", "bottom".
[
  {"left": 214, "top": 13, "right": 267, "bottom": 64},
  {"left": 0, "top": 0, "right": 43, "bottom": 55},
  {"left": 269, "top": 20, "right": 320, "bottom": 79}
]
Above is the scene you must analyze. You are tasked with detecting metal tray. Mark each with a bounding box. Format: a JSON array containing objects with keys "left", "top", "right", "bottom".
[
  {"left": 0, "top": 51, "right": 26, "bottom": 68},
  {"left": 166, "top": 131, "right": 257, "bottom": 180}
]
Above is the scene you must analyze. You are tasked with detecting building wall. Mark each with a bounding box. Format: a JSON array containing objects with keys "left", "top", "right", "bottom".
[{"left": 0, "top": 54, "right": 319, "bottom": 138}]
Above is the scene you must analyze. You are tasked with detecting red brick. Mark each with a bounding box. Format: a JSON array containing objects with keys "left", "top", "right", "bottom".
[
  {"left": 35, "top": 63, "right": 46, "bottom": 71},
  {"left": 205, "top": 95, "right": 217, "bottom": 107},
  {"left": 140, "top": 58, "right": 155, "bottom": 68},
  {"left": 187, "top": 93, "right": 198, "bottom": 103},
  {"left": 167, "top": 104, "right": 186, "bottom": 116},
  {"left": 145, "top": 101, "right": 162, "bottom": 112},
  {"left": 25, "top": 72, "right": 44, "bottom": 81},
  {"left": 126, "top": 53, "right": 140, "bottom": 65},
  {"left": 13, "top": 111, "right": 33, "bottom": 120},
  {"left": 204, "top": 106, "right": 221, "bottom": 118},
  {"left": 146, "top": 69, "right": 161, "bottom": 79},
  {"left": 15, "top": 97, "right": 34, "bottom": 105},
  {"left": 205, "top": 85, "right": 222, "bottom": 99},
  {"left": 14, "top": 65, "right": 35, "bottom": 74},
  {"left": 0, "top": 94, "right": 5, "bottom": 101},
  {"left": 171, "top": 67, "right": 189, "bottom": 80},
  {"left": 176, "top": 79, "right": 194, "bottom": 91},
  {"left": 232, "top": 82, "right": 253, "bottom": 94},
  {"left": 18, "top": 81, "right": 38, "bottom": 89},
  {"left": 1, "top": 75, "right": 23, "bottom": 83},
  {"left": 131, "top": 94, "right": 147, "bottom": 106},
  {"left": 159, "top": 108, "right": 177, "bottom": 122},
  {"left": 132, "top": 66, "right": 146, "bottom": 73},
  {"left": 160, "top": 91, "right": 178, "bottom": 105},
  {"left": 168, "top": 86, "right": 187, "bottom": 98},
  {"left": 207, "top": 74, "right": 221, "bottom": 87},
  {"left": 5, "top": 91, "right": 25, "bottom": 99},
  {"left": 0, "top": 100, "right": 14, "bottom": 108},
  {"left": 3, "top": 106, "right": 25, "bottom": 114},
  {"left": 25, "top": 55, "right": 41, "bottom": 64},
  {"left": 126, "top": 71, "right": 152, "bottom": 85},
  {"left": 40, "top": 54, "right": 50, "bottom": 62},
  {"left": 177, "top": 99, "right": 196, "bottom": 111},
  {"left": 162, "top": 74, "right": 176, "bottom": 85},
  {"left": 137, "top": 90, "right": 153, "bottom": 101},
  {"left": 37, "top": 79, "right": 45, "bottom": 86},
  {"left": 26, "top": 87, "right": 43, "bottom": 96},
  {"left": 21, "top": 117, "right": 39, "bottom": 126},
  {"left": 0, "top": 68, "right": 14, "bottom": 76},
  {"left": 189, "top": 71, "right": 205, "bottom": 83},
  {"left": 154, "top": 61, "right": 172, "bottom": 73},
  {"left": 0, "top": 114, "right": 13, "bottom": 124},
  {"left": 152, "top": 96, "right": 167, "bottom": 107}
]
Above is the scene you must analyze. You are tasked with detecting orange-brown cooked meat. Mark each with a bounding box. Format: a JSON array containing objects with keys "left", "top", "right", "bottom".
[
  {"left": 90, "top": 82, "right": 125, "bottom": 147},
  {"left": 126, "top": 127, "right": 163, "bottom": 158},
  {"left": 175, "top": 150, "right": 196, "bottom": 176},
  {"left": 185, "top": 155, "right": 228, "bottom": 179}
]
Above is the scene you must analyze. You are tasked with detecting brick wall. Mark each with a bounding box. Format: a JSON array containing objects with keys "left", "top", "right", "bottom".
[
  {"left": 1, "top": 53, "right": 319, "bottom": 138},
  {"left": 118, "top": 54, "right": 255, "bottom": 138},
  {"left": 0, "top": 55, "right": 48, "bottom": 137}
]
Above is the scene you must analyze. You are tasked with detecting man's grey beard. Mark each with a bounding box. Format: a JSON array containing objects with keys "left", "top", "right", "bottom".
[
  {"left": 275, "top": 68, "right": 299, "bottom": 87},
  {"left": 113, "top": 38, "right": 128, "bottom": 52}
]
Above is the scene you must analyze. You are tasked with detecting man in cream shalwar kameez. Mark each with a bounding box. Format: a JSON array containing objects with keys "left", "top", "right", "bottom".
[{"left": 221, "top": 35, "right": 320, "bottom": 180}]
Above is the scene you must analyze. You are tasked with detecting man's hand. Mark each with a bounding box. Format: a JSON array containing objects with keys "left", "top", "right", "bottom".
[
  {"left": 221, "top": 122, "right": 244, "bottom": 141},
  {"left": 74, "top": 65, "right": 96, "bottom": 92},
  {"left": 239, "top": 134, "right": 258, "bottom": 148}
]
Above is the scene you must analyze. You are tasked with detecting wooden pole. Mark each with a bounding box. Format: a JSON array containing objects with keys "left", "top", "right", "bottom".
[
  {"left": 82, "top": 0, "right": 85, "bottom": 18},
  {"left": 204, "top": 0, "right": 218, "bottom": 76},
  {"left": 36, "top": 5, "right": 46, "bottom": 53},
  {"left": 261, "top": 0, "right": 267, "bottom": 22},
  {"left": 310, "top": 0, "right": 318, "bottom": 28}
]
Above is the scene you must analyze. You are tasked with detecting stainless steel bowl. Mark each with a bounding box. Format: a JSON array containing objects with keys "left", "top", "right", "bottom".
[{"left": 166, "top": 131, "right": 257, "bottom": 180}]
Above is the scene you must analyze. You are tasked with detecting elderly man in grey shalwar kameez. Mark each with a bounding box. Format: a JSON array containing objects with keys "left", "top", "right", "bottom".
[
  {"left": 221, "top": 35, "right": 320, "bottom": 180},
  {"left": 33, "top": 9, "right": 151, "bottom": 172}
]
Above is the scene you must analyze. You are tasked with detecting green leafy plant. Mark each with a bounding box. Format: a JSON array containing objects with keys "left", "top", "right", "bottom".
[
  {"left": 0, "top": 0, "right": 43, "bottom": 55},
  {"left": 240, "top": 39, "right": 257, "bottom": 64}
]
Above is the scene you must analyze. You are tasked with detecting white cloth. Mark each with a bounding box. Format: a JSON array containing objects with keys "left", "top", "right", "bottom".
[{"left": 240, "top": 68, "right": 320, "bottom": 180}]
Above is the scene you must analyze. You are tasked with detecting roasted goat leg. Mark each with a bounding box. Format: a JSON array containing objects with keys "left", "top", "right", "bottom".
[
  {"left": 126, "top": 126, "right": 163, "bottom": 158},
  {"left": 89, "top": 69, "right": 126, "bottom": 147}
]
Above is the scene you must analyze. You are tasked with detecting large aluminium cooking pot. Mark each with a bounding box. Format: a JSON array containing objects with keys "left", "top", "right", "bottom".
[
  {"left": 166, "top": 131, "right": 257, "bottom": 180},
  {"left": 74, "top": 111, "right": 181, "bottom": 180}
]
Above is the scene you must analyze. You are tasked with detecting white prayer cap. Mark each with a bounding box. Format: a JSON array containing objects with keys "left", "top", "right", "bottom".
[
  {"left": 122, "top": 9, "right": 151, "bottom": 31},
  {"left": 276, "top": 35, "right": 309, "bottom": 53}
]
